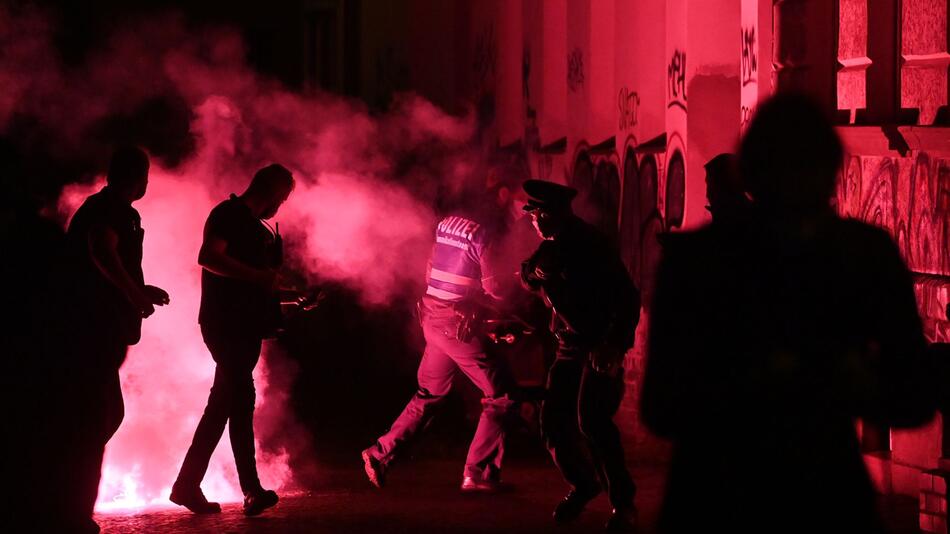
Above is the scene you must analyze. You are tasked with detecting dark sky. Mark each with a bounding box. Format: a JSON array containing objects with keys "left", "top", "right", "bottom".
[
  {"left": 3, "top": 0, "right": 316, "bottom": 199},
  {"left": 33, "top": 0, "right": 308, "bottom": 86}
]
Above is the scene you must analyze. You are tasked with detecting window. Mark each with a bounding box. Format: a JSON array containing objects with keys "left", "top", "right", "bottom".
[{"left": 837, "top": 0, "right": 869, "bottom": 123}]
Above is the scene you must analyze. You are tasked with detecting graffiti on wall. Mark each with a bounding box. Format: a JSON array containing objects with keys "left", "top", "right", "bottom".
[
  {"left": 836, "top": 152, "right": 950, "bottom": 281},
  {"left": 618, "top": 86, "right": 640, "bottom": 131},
  {"left": 473, "top": 24, "right": 497, "bottom": 94},
  {"left": 915, "top": 275, "right": 950, "bottom": 342},
  {"left": 667, "top": 50, "right": 687, "bottom": 111},
  {"left": 568, "top": 47, "right": 585, "bottom": 93},
  {"left": 522, "top": 44, "right": 531, "bottom": 105},
  {"left": 741, "top": 27, "right": 758, "bottom": 87},
  {"left": 664, "top": 43, "right": 686, "bottom": 225},
  {"left": 740, "top": 105, "right": 756, "bottom": 129},
  {"left": 740, "top": 26, "right": 759, "bottom": 131},
  {"left": 836, "top": 151, "right": 950, "bottom": 341},
  {"left": 665, "top": 151, "right": 686, "bottom": 229},
  {"left": 572, "top": 150, "right": 621, "bottom": 245},
  {"left": 472, "top": 23, "right": 498, "bottom": 134}
]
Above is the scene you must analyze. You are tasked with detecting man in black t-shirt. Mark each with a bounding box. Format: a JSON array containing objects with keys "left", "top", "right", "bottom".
[
  {"left": 64, "top": 145, "right": 170, "bottom": 531},
  {"left": 171, "top": 164, "right": 293, "bottom": 517}
]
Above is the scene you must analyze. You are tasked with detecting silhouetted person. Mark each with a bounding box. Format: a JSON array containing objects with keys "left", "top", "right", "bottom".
[
  {"left": 171, "top": 164, "right": 293, "bottom": 516},
  {"left": 642, "top": 93, "right": 937, "bottom": 533},
  {"left": 1, "top": 139, "right": 80, "bottom": 531},
  {"left": 361, "top": 177, "right": 515, "bottom": 493},
  {"left": 64, "top": 145, "right": 169, "bottom": 531},
  {"left": 520, "top": 180, "right": 641, "bottom": 532},
  {"left": 703, "top": 152, "right": 750, "bottom": 226}
]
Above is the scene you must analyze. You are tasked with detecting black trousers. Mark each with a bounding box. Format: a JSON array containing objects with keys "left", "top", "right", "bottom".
[
  {"left": 32, "top": 335, "right": 126, "bottom": 531},
  {"left": 176, "top": 324, "right": 263, "bottom": 494},
  {"left": 541, "top": 356, "right": 635, "bottom": 509}
]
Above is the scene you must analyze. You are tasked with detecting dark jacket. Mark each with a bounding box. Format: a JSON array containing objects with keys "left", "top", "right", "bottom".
[
  {"left": 521, "top": 215, "right": 640, "bottom": 354},
  {"left": 643, "top": 212, "right": 936, "bottom": 532}
]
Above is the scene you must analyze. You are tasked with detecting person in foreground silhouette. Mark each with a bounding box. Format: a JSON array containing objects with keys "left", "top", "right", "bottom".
[
  {"left": 66, "top": 145, "right": 170, "bottom": 531},
  {"left": 171, "top": 164, "right": 293, "bottom": 516},
  {"left": 642, "top": 92, "right": 937, "bottom": 533},
  {"left": 703, "top": 152, "right": 750, "bottom": 227},
  {"left": 2, "top": 139, "right": 90, "bottom": 532},
  {"left": 520, "top": 179, "right": 641, "bottom": 533}
]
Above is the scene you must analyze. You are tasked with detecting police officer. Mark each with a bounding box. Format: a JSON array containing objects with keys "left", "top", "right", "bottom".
[
  {"left": 362, "top": 181, "right": 515, "bottom": 492},
  {"left": 520, "top": 179, "right": 640, "bottom": 532}
]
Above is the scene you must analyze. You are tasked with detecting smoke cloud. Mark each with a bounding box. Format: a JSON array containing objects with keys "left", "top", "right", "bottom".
[{"left": 6, "top": 4, "right": 482, "bottom": 510}]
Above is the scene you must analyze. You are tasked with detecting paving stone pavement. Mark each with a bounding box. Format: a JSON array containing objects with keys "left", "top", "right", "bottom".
[
  {"left": 96, "top": 458, "right": 663, "bottom": 533},
  {"left": 95, "top": 456, "right": 919, "bottom": 533}
]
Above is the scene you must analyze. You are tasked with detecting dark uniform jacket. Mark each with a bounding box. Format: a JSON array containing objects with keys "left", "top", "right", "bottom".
[{"left": 521, "top": 215, "right": 640, "bottom": 356}]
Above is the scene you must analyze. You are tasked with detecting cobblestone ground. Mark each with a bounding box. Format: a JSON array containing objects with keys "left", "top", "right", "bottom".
[
  {"left": 95, "top": 457, "right": 919, "bottom": 533},
  {"left": 96, "top": 458, "right": 665, "bottom": 533}
]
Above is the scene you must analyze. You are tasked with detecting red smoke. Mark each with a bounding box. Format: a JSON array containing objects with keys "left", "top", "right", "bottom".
[
  {"left": 11, "top": 5, "right": 479, "bottom": 512},
  {"left": 61, "top": 172, "right": 273, "bottom": 510}
]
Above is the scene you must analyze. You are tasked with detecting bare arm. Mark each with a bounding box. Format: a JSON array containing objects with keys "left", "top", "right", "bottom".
[
  {"left": 88, "top": 224, "right": 152, "bottom": 314},
  {"left": 197, "top": 220, "right": 274, "bottom": 287}
]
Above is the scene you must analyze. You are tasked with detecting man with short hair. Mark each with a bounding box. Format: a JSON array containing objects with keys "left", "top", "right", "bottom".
[
  {"left": 66, "top": 145, "right": 170, "bottom": 530},
  {"left": 171, "top": 164, "right": 294, "bottom": 516},
  {"left": 520, "top": 179, "right": 641, "bottom": 532},
  {"left": 703, "top": 152, "right": 749, "bottom": 226}
]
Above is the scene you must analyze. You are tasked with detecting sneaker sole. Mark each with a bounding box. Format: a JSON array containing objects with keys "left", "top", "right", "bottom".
[{"left": 361, "top": 451, "right": 384, "bottom": 488}]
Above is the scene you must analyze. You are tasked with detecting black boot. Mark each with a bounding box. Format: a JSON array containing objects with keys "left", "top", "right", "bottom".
[
  {"left": 605, "top": 505, "right": 638, "bottom": 532},
  {"left": 170, "top": 484, "right": 222, "bottom": 514},
  {"left": 243, "top": 488, "right": 279, "bottom": 516},
  {"left": 552, "top": 487, "right": 601, "bottom": 523}
]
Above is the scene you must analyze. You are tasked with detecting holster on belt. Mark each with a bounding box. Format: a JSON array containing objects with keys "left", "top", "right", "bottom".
[{"left": 453, "top": 299, "right": 485, "bottom": 343}]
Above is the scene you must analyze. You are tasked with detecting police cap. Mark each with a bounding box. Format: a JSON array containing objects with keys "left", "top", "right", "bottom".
[{"left": 522, "top": 179, "right": 577, "bottom": 212}]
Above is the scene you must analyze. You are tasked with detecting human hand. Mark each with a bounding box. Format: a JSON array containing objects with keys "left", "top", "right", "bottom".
[
  {"left": 143, "top": 285, "right": 170, "bottom": 306},
  {"left": 130, "top": 291, "right": 156, "bottom": 318},
  {"left": 590, "top": 346, "right": 623, "bottom": 375}
]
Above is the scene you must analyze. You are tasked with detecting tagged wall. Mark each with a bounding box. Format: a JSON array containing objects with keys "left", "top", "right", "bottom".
[
  {"left": 377, "top": 0, "right": 950, "bottom": 487},
  {"left": 838, "top": 154, "right": 950, "bottom": 278}
]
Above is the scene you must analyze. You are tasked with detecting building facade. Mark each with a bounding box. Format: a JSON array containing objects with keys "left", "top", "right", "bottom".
[{"left": 302, "top": 0, "right": 949, "bottom": 520}]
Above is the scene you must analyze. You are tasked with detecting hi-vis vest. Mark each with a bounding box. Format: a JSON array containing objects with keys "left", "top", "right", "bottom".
[{"left": 426, "top": 215, "right": 488, "bottom": 302}]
